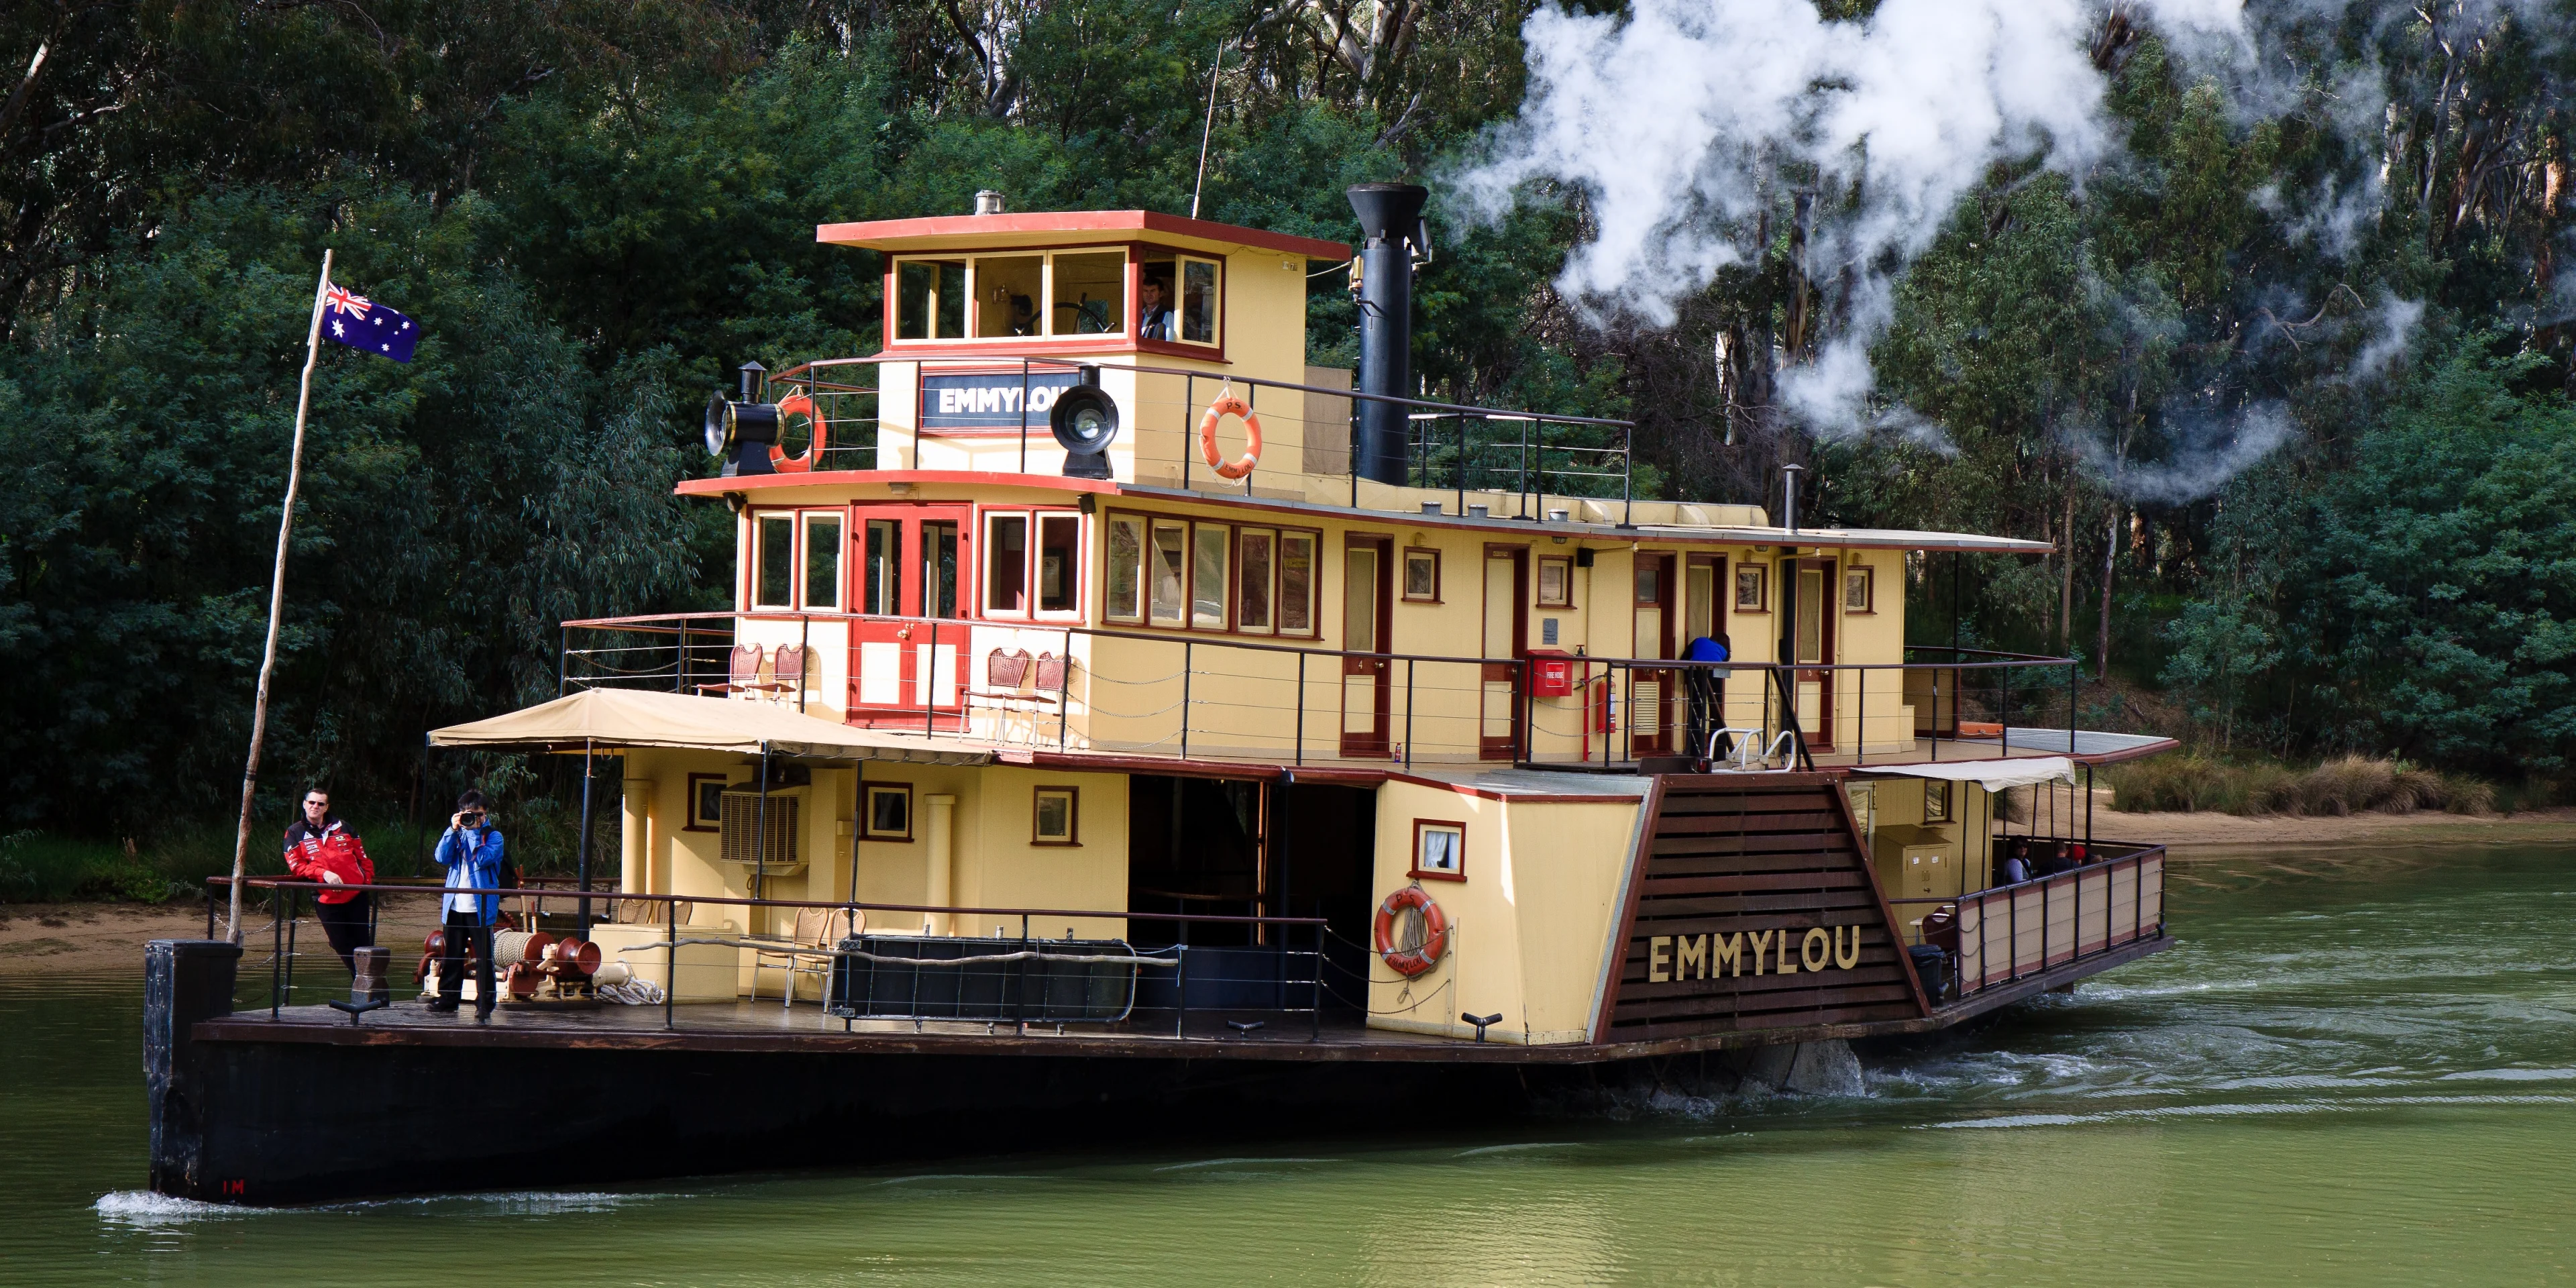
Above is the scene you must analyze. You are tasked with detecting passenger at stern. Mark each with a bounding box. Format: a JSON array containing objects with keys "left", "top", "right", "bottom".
[
  {"left": 282, "top": 788, "right": 374, "bottom": 975},
  {"left": 429, "top": 790, "right": 506, "bottom": 1018}
]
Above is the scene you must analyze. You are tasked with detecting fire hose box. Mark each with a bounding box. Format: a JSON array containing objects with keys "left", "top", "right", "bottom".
[{"left": 1526, "top": 649, "right": 1576, "bottom": 698}]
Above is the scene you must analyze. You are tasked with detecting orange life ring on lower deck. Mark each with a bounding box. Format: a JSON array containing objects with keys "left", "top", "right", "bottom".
[
  {"left": 1373, "top": 884, "right": 1451, "bottom": 978},
  {"left": 770, "top": 392, "right": 827, "bottom": 472},
  {"left": 1197, "top": 393, "right": 1262, "bottom": 480}
]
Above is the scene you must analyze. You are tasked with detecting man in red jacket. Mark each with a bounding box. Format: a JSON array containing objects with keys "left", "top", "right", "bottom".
[{"left": 284, "top": 788, "right": 375, "bottom": 975}]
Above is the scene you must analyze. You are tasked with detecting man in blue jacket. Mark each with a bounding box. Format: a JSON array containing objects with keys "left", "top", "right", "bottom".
[{"left": 430, "top": 790, "right": 506, "bottom": 1017}]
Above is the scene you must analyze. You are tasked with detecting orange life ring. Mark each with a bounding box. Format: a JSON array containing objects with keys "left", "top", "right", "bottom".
[
  {"left": 770, "top": 392, "right": 827, "bottom": 472},
  {"left": 1373, "top": 884, "right": 1450, "bottom": 978},
  {"left": 1197, "top": 393, "right": 1262, "bottom": 480}
]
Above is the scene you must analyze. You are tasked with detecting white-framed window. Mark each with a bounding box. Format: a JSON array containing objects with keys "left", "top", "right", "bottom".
[
  {"left": 982, "top": 509, "right": 1082, "bottom": 620},
  {"left": 983, "top": 511, "right": 1030, "bottom": 616},
  {"left": 1149, "top": 519, "right": 1187, "bottom": 627},
  {"left": 1236, "top": 528, "right": 1276, "bottom": 635},
  {"left": 752, "top": 512, "right": 796, "bottom": 610},
  {"left": 1106, "top": 515, "right": 1146, "bottom": 623},
  {"left": 1190, "top": 523, "right": 1229, "bottom": 629},
  {"left": 802, "top": 512, "right": 843, "bottom": 610}
]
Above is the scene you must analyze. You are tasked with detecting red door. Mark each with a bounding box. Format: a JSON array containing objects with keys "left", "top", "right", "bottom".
[{"left": 849, "top": 504, "right": 972, "bottom": 730}]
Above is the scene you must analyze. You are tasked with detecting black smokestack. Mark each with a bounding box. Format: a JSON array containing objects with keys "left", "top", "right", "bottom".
[{"left": 1346, "top": 183, "right": 1428, "bottom": 486}]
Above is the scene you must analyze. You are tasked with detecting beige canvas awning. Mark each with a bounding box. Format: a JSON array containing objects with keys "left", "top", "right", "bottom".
[{"left": 428, "top": 688, "right": 992, "bottom": 765}]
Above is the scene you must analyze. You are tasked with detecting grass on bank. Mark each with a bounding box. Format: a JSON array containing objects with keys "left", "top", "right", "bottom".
[{"left": 2101, "top": 753, "right": 2528, "bottom": 816}]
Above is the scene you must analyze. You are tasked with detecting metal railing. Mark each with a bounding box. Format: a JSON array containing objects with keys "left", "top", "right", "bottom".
[
  {"left": 756, "top": 355, "right": 1640, "bottom": 517},
  {"left": 207, "top": 877, "right": 1332, "bottom": 1040},
  {"left": 557, "top": 610, "right": 2088, "bottom": 772},
  {"left": 1889, "top": 839, "right": 2167, "bottom": 1006}
]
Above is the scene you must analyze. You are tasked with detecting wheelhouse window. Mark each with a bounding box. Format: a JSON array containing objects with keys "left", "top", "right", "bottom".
[
  {"left": 1179, "top": 258, "right": 1220, "bottom": 344},
  {"left": 893, "top": 250, "right": 1128, "bottom": 342},
  {"left": 896, "top": 260, "right": 967, "bottom": 340},
  {"left": 753, "top": 513, "right": 795, "bottom": 609},
  {"left": 976, "top": 256, "right": 1043, "bottom": 337}
]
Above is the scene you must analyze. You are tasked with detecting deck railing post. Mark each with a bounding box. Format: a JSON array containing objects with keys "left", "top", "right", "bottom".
[
  {"left": 925, "top": 623, "right": 938, "bottom": 738},
  {"left": 1181, "top": 641, "right": 1193, "bottom": 759},
  {"left": 1403, "top": 659, "right": 1414, "bottom": 765},
  {"left": 1175, "top": 945, "right": 1189, "bottom": 1038},
  {"left": 270, "top": 890, "right": 284, "bottom": 1018},
  {"left": 664, "top": 902, "right": 676, "bottom": 1029},
  {"left": 1294, "top": 651, "right": 1306, "bottom": 766},
  {"left": 282, "top": 886, "right": 298, "bottom": 1012},
  {"left": 1059, "top": 626, "right": 1074, "bottom": 750},
  {"left": 1931, "top": 662, "right": 1941, "bottom": 763}
]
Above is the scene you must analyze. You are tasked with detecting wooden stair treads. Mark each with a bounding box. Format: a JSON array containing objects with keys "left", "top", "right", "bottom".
[{"left": 1601, "top": 774, "right": 1927, "bottom": 1040}]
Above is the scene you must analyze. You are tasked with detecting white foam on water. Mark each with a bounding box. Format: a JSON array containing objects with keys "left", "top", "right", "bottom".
[
  {"left": 878, "top": 1173, "right": 1028, "bottom": 1185},
  {"left": 1454, "top": 1142, "right": 1582, "bottom": 1157},
  {"left": 2436, "top": 1067, "right": 2576, "bottom": 1083},
  {"left": 95, "top": 1191, "right": 270, "bottom": 1224}
]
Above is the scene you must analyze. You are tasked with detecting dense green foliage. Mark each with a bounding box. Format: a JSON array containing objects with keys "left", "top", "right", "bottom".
[{"left": 2, "top": 1, "right": 2571, "bottom": 839}]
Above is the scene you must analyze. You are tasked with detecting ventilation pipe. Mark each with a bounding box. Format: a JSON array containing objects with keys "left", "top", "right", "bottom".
[
  {"left": 1347, "top": 183, "right": 1430, "bottom": 486},
  {"left": 974, "top": 189, "right": 1007, "bottom": 215}
]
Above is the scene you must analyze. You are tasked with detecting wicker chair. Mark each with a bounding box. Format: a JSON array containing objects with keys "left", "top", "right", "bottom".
[{"left": 749, "top": 906, "right": 861, "bottom": 1008}]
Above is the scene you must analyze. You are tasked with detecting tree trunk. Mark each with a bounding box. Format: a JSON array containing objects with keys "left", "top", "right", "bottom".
[{"left": 2098, "top": 504, "right": 2118, "bottom": 682}]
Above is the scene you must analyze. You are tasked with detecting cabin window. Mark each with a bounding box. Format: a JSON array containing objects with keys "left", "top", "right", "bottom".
[
  {"left": 1796, "top": 566, "right": 1826, "bottom": 663},
  {"left": 863, "top": 784, "right": 914, "bottom": 841},
  {"left": 1179, "top": 257, "right": 1220, "bottom": 345},
  {"left": 1686, "top": 557, "right": 1719, "bottom": 641},
  {"left": 684, "top": 773, "right": 733, "bottom": 832},
  {"left": 1237, "top": 529, "right": 1275, "bottom": 633},
  {"left": 1411, "top": 820, "right": 1466, "bottom": 881},
  {"left": 1106, "top": 515, "right": 1146, "bottom": 623},
  {"left": 922, "top": 522, "right": 961, "bottom": 619},
  {"left": 1537, "top": 556, "right": 1572, "bottom": 608},
  {"left": 975, "top": 256, "right": 1044, "bottom": 337},
  {"left": 1278, "top": 533, "right": 1317, "bottom": 635},
  {"left": 1037, "top": 514, "right": 1081, "bottom": 614},
  {"left": 1734, "top": 564, "right": 1766, "bottom": 611},
  {"left": 1032, "top": 786, "right": 1079, "bottom": 846},
  {"left": 862, "top": 519, "right": 902, "bottom": 615},
  {"left": 1403, "top": 547, "right": 1440, "bottom": 602},
  {"left": 1634, "top": 560, "right": 1664, "bottom": 606},
  {"left": 1845, "top": 564, "right": 1875, "bottom": 612},
  {"left": 802, "top": 513, "right": 842, "bottom": 610},
  {"left": 1149, "top": 521, "right": 1187, "bottom": 625},
  {"left": 753, "top": 513, "right": 795, "bottom": 610},
  {"left": 1053, "top": 252, "right": 1126, "bottom": 335},
  {"left": 1923, "top": 780, "right": 1951, "bottom": 824},
  {"left": 895, "top": 260, "right": 967, "bottom": 340},
  {"left": 1191, "top": 523, "right": 1230, "bottom": 629},
  {"left": 984, "top": 513, "right": 1029, "bottom": 614}
]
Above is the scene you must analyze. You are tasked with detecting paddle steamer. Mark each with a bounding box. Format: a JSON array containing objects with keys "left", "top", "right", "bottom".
[{"left": 146, "top": 187, "right": 2177, "bottom": 1203}]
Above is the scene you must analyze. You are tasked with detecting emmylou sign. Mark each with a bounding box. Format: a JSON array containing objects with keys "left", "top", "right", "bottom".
[
  {"left": 1646, "top": 924, "right": 1866, "bottom": 982},
  {"left": 1603, "top": 775, "right": 1927, "bottom": 1040},
  {"left": 920, "top": 370, "right": 1080, "bottom": 431}
]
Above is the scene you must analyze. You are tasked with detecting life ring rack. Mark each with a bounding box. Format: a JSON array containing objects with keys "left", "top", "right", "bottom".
[
  {"left": 1197, "top": 392, "right": 1262, "bottom": 480},
  {"left": 1373, "top": 883, "right": 1450, "bottom": 978},
  {"left": 771, "top": 391, "right": 827, "bottom": 472}
]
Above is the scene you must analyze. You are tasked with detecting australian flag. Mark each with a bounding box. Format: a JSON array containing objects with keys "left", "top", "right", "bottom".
[{"left": 320, "top": 280, "right": 420, "bottom": 362}]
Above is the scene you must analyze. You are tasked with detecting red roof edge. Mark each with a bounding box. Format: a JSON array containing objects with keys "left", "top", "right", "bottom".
[{"left": 815, "top": 210, "right": 1350, "bottom": 261}]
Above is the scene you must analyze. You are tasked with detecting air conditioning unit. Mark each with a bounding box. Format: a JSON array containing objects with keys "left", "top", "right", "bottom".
[{"left": 719, "top": 788, "right": 806, "bottom": 874}]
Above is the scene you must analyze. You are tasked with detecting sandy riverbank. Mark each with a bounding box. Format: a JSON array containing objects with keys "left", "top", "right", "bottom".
[{"left": 2103, "top": 806, "right": 2576, "bottom": 853}]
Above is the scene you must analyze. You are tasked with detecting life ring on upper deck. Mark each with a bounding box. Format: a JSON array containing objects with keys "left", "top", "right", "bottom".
[
  {"left": 1197, "top": 393, "right": 1262, "bottom": 480},
  {"left": 1373, "top": 884, "right": 1450, "bottom": 978},
  {"left": 770, "top": 392, "right": 827, "bottom": 472}
]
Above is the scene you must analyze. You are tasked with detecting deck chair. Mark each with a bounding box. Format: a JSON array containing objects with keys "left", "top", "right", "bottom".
[
  {"left": 763, "top": 643, "right": 806, "bottom": 703},
  {"left": 749, "top": 906, "right": 861, "bottom": 1008},
  {"left": 696, "top": 643, "right": 768, "bottom": 698}
]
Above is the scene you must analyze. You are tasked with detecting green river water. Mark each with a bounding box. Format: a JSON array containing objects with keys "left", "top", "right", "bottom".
[{"left": 3, "top": 843, "right": 2571, "bottom": 1285}]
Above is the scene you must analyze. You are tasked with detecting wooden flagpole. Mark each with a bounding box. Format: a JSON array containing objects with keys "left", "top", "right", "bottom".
[{"left": 225, "top": 249, "right": 332, "bottom": 943}]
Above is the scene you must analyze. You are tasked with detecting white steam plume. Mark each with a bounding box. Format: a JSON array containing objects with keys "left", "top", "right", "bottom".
[
  {"left": 2078, "top": 402, "right": 2294, "bottom": 504},
  {"left": 1454, "top": 0, "right": 2247, "bottom": 434}
]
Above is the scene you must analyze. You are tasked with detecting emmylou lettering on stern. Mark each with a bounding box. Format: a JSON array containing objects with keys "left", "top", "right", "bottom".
[{"left": 1646, "top": 924, "right": 1867, "bottom": 982}]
